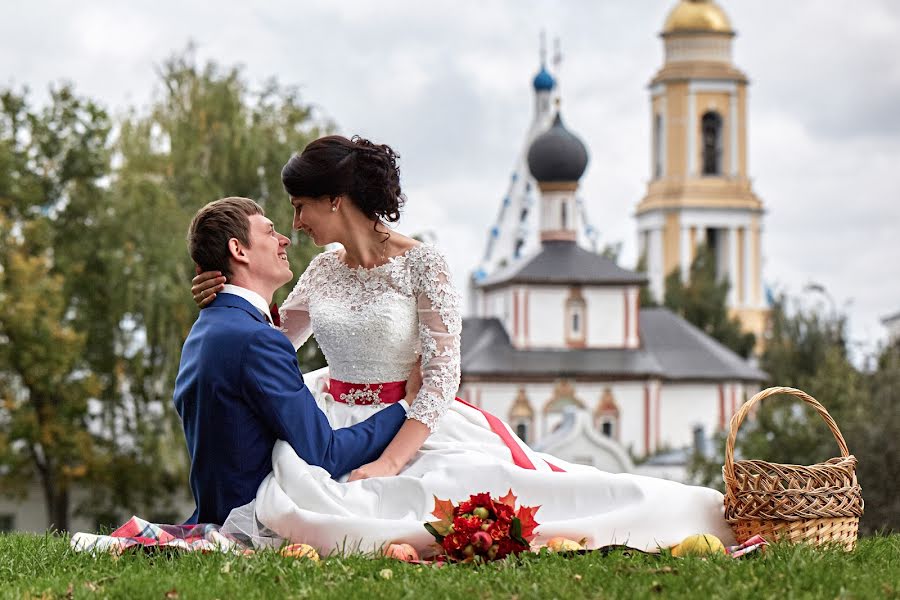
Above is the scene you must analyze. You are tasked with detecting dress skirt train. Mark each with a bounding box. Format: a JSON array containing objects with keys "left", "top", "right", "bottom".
[{"left": 224, "top": 389, "right": 735, "bottom": 556}]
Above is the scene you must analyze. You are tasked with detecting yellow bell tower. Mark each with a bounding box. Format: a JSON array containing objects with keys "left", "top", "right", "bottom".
[{"left": 636, "top": 0, "right": 768, "bottom": 343}]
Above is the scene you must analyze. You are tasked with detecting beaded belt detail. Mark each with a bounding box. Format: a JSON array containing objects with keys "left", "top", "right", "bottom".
[{"left": 329, "top": 379, "right": 407, "bottom": 406}]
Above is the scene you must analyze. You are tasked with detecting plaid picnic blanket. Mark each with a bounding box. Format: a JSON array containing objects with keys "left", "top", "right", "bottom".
[{"left": 70, "top": 516, "right": 250, "bottom": 555}]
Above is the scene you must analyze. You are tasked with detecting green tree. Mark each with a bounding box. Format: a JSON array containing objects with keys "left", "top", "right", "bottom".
[
  {"left": 848, "top": 343, "right": 899, "bottom": 533},
  {"left": 747, "top": 294, "right": 865, "bottom": 466},
  {"left": 1, "top": 51, "right": 328, "bottom": 529},
  {"left": 635, "top": 254, "right": 658, "bottom": 308},
  {"left": 689, "top": 294, "right": 861, "bottom": 486},
  {"left": 663, "top": 245, "right": 755, "bottom": 358},
  {"left": 0, "top": 86, "right": 112, "bottom": 530}
]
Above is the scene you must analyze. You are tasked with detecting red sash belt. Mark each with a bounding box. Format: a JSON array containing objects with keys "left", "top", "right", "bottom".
[
  {"left": 328, "top": 378, "right": 565, "bottom": 473},
  {"left": 329, "top": 379, "right": 406, "bottom": 405}
]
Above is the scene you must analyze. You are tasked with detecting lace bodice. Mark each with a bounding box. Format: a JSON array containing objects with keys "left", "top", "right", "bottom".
[{"left": 279, "top": 244, "right": 462, "bottom": 432}]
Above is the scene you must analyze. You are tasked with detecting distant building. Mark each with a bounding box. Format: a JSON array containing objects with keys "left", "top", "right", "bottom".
[
  {"left": 636, "top": 0, "right": 769, "bottom": 343},
  {"left": 462, "top": 0, "right": 766, "bottom": 478}
]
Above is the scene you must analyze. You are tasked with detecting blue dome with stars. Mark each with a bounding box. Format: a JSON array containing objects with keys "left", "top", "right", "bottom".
[{"left": 532, "top": 67, "right": 555, "bottom": 92}]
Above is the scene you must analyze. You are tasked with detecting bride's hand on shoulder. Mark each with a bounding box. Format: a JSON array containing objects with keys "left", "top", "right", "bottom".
[
  {"left": 347, "top": 456, "right": 402, "bottom": 482},
  {"left": 191, "top": 267, "right": 226, "bottom": 308}
]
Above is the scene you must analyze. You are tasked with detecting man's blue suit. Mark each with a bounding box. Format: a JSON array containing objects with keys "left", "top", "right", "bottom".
[{"left": 173, "top": 292, "right": 406, "bottom": 525}]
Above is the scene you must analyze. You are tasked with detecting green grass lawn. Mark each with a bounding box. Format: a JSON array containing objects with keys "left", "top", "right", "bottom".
[{"left": 0, "top": 533, "right": 897, "bottom": 600}]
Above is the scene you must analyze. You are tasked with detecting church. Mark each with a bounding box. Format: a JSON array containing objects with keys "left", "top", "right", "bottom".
[{"left": 460, "top": 0, "right": 767, "bottom": 479}]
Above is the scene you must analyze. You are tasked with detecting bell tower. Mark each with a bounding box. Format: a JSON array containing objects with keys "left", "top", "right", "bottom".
[{"left": 636, "top": 0, "right": 768, "bottom": 344}]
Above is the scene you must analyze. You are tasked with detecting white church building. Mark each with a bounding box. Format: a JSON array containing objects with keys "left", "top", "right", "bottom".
[{"left": 461, "top": 0, "right": 767, "bottom": 480}]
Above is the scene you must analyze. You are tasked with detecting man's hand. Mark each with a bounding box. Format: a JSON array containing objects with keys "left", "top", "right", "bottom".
[
  {"left": 405, "top": 357, "right": 423, "bottom": 402},
  {"left": 347, "top": 456, "right": 402, "bottom": 482},
  {"left": 192, "top": 269, "right": 226, "bottom": 308}
]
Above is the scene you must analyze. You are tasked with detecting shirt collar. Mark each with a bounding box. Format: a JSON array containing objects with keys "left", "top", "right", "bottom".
[{"left": 221, "top": 284, "right": 273, "bottom": 323}]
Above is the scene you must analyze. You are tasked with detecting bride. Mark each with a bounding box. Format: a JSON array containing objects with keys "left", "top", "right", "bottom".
[{"left": 191, "top": 134, "right": 735, "bottom": 555}]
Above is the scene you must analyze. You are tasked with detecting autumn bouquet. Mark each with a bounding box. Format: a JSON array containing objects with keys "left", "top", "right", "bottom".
[{"left": 424, "top": 490, "right": 539, "bottom": 562}]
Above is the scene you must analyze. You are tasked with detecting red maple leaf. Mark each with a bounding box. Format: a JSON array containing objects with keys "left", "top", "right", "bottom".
[
  {"left": 432, "top": 496, "right": 455, "bottom": 522},
  {"left": 497, "top": 489, "right": 517, "bottom": 509},
  {"left": 515, "top": 504, "right": 541, "bottom": 542},
  {"left": 426, "top": 496, "right": 457, "bottom": 537}
]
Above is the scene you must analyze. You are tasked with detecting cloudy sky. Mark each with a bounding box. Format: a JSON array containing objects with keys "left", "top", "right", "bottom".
[{"left": 4, "top": 1, "right": 899, "bottom": 356}]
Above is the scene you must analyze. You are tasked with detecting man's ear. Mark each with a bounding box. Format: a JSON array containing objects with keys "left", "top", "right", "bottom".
[{"left": 228, "top": 238, "right": 250, "bottom": 265}]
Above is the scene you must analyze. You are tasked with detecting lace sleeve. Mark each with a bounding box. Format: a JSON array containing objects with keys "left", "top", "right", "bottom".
[
  {"left": 406, "top": 246, "right": 462, "bottom": 432},
  {"left": 279, "top": 253, "right": 325, "bottom": 350}
]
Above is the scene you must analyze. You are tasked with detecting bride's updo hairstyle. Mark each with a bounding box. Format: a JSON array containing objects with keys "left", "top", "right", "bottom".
[{"left": 281, "top": 135, "right": 405, "bottom": 223}]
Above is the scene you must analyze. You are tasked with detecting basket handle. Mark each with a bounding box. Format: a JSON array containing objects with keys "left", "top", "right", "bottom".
[{"left": 723, "top": 386, "right": 851, "bottom": 483}]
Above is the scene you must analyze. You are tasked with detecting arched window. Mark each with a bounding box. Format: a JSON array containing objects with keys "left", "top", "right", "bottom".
[
  {"left": 515, "top": 422, "right": 528, "bottom": 441},
  {"left": 653, "top": 113, "right": 663, "bottom": 178},
  {"left": 508, "top": 387, "right": 534, "bottom": 444},
  {"left": 565, "top": 287, "right": 587, "bottom": 348},
  {"left": 594, "top": 387, "right": 620, "bottom": 440},
  {"left": 701, "top": 111, "right": 723, "bottom": 175}
]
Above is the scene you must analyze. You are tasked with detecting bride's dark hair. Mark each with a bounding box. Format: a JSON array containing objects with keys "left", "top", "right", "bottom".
[{"left": 281, "top": 135, "right": 404, "bottom": 223}]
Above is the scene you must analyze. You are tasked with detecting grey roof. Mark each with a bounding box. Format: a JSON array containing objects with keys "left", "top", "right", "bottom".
[
  {"left": 478, "top": 241, "right": 647, "bottom": 289},
  {"left": 639, "top": 308, "right": 767, "bottom": 381},
  {"left": 461, "top": 307, "right": 766, "bottom": 382}
]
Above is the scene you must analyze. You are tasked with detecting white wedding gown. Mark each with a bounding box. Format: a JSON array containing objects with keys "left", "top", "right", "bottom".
[{"left": 222, "top": 244, "right": 735, "bottom": 555}]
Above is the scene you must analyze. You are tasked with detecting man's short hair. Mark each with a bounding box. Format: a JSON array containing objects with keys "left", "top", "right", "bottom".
[{"left": 188, "top": 197, "right": 264, "bottom": 278}]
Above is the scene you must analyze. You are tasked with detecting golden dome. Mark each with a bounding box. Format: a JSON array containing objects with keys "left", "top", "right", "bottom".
[{"left": 663, "top": 0, "right": 733, "bottom": 34}]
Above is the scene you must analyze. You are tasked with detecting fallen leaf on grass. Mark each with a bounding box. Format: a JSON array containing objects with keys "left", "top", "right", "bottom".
[
  {"left": 652, "top": 566, "right": 677, "bottom": 574},
  {"left": 164, "top": 589, "right": 179, "bottom": 599},
  {"left": 573, "top": 574, "right": 583, "bottom": 581}
]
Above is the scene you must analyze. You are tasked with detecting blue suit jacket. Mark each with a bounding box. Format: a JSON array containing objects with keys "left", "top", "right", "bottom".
[{"left": 173, "top": 292, "right": 406, "bottom": 525}]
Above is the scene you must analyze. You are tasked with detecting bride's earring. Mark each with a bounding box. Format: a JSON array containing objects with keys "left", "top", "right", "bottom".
[{"left": 331, "top": 206, "right": 337, "bottom": 212}]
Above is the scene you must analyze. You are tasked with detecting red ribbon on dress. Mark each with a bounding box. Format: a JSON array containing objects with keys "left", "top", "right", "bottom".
[{"left": 329, "top": 379, "right": 407, "bottom": 405}]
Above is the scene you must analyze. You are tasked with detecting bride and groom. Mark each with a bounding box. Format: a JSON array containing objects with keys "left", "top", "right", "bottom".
[{"left": 176, "top": 134, "right": 734, "bottom": 555}]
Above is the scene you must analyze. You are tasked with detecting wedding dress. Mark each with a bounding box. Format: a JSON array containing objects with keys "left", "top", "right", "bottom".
[{"left": 222, "top": 244, "right": 735, "bottom": 555}]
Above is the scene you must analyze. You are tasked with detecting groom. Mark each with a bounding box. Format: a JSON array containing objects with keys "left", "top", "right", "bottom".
[{"left": 174, "top": 196, "right": 407, "bottom": 525}]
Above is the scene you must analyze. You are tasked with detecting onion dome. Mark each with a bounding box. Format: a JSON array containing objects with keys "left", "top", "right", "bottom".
[
  {"left": 663, "top": 0, "right": 732, "bottom": 34},
  {"left": 532, "top": 66, "right": 556, "bottom": 92},
  {"left": 527, "top": 112, "right": 589, "bottom": 183}
]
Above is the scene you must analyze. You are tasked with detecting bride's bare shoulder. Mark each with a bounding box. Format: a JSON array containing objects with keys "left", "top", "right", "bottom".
[{"left": 389, "top": 232, "right": 422, "bottom": 254}]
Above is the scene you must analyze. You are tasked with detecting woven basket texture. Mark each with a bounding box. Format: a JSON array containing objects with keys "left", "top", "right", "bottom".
[{"left": 723, "top": 387, "right": 863, "bottom": 551}]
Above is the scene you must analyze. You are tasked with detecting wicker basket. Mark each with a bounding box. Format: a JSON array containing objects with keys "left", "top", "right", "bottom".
[{"left": 723, "top": 386, "right": 863, "bottom": 550}]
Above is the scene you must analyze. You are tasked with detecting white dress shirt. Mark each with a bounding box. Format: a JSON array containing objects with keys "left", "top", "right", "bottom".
[{"left": 221, "top": 284, "right": 274, "bottom": 325}]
